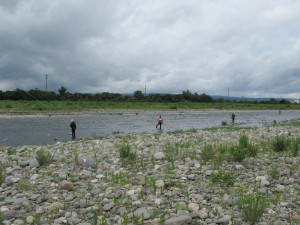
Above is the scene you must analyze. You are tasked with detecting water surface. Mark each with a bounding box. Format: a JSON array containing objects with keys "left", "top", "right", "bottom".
[{"left": 0, "top": 110, "right": 299, "bottom": 147}]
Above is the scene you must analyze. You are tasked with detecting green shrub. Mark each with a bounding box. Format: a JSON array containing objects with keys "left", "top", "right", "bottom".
[
  {"left": 229, "top": 134, "right": 258, "bottom": 161},
  {"left": 169, "top": 105, "right": 178, "bottom": 109},
  {"left": 164, "top": 142, "right": 179, "bottom": 161},
  {"left": 221, "top": 121, "right": 227, "bottom": 126},
  {"left": 119, "top": 144, "right": 131, "bottom": 158},
  {"left": 272, "top": 136, "right": 288, "bottom": 152},
  {"left": 119, "top": 144, "right": 136, "bottom": 164},
  {"left": 35, "top": 149, "right": 52, "bottom": 166},
  {"left": 290, "top": 138, "right": 300, "bottom": 156},
  {"left": 0, "top": 165, "right": 5, "bottom": 185},
  {"left": 210, "top": 169, "right": 236, "bottom": 188},
  {"left": 201, "top": 144, "right": 215, "bottom": 164},
  {"left": 0, "top": 212, "right": 3, "bottom": 224},
  {"left": 229, "top": 146, "right": 247, "bottom": 162},
  {"left": 238, "top": 193, "right": 269, "bottom": 224},
  {"left": 7, "top": 148, "right": 16, "bottom": 155},
  {"left": 268, "top": 167, "right": 280, "bottom": 181},
  {"left": 239, "top": 133, "right": 249, "bottom": 148}
]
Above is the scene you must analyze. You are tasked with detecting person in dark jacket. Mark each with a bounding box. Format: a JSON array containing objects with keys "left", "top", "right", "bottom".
[
  {"left": 231, "top": 113, "right": 235, "bottom": 124},
  {"left": 70, "top": 119, "right": 76, "bottom": 139}
]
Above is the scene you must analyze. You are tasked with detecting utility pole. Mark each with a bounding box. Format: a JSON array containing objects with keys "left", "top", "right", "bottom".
[
  {"left": 144, "top": 85, "right": 146, "bottom": 96},
  {"left": 228, "top": 88, "right": 230, "bottom": 101},
  {"left": 45, "top": 74, "right": 48, "bottom": 92}
]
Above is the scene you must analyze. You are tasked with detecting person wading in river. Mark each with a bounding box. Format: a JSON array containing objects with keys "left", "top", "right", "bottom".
[
  {"left": 156, "top": 115, "right": 163, "bottom": 130},
  {"left": 231, "top": 113, "right": 235, "bottom": 124},
  {"left": 70, "top": 119, "right": 76, "bottom": 139}
]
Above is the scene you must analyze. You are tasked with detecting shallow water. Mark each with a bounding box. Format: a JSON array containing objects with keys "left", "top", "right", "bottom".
[{"left": 0, "top": 110, "right": 299, "bottom": 147}]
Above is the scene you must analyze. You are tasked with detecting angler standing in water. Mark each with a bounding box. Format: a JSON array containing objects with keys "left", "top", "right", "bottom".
[
  {"left": 231, "top": 113, "right": 235, "bottom": 124},
  {"left": 156, "top": 115, "right": 163, "bottom": 130},
  {"left": 70, "top": 119, "right": 76, "bottom": 139}
]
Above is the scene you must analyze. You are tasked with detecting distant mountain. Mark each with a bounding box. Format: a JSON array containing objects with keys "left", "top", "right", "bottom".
[
  {"left": 210, "top": 95, "right": 295, "bottom": 101},
  {"left": 123, "top": 92, "right": 296, "bottom": 101}
]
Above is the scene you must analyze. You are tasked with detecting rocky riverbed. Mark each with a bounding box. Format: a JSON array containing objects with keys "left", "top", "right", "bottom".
[{"left": 0, "top": 121, "right": 300, "bottom": 225}]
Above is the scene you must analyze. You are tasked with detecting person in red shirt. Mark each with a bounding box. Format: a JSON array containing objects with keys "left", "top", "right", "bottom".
[{"left": 156, "top": 115, "right": 163, "bottom": 130}]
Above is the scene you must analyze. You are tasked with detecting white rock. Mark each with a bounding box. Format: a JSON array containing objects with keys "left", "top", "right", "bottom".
[
  {"left": 155, "top": 180, "right": 164, "bottom": 189},
  {"left": 153, "top": 152, "right": 165, "bottom": 160},
  {"left": 188, "top": 203, "right": 199, "bottom": 212}
]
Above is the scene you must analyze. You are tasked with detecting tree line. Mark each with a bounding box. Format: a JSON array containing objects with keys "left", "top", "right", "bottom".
[{"left": 0, "top": 87, "right": 290, "bottom": 104}]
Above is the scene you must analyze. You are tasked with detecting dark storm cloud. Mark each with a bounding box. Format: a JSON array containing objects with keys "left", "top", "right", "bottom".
[{"left": 1, "top": 0, "right": 300, "bottom": 98}]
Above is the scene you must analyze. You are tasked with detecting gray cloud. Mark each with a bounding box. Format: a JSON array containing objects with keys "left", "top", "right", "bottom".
[{"left": 1, "top": 0, "right": 300, "bottom": 98}]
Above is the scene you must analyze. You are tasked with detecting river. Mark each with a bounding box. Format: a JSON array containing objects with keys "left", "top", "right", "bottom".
[{"left": 0, "top": 110, "right": 299, "bottom": 147}]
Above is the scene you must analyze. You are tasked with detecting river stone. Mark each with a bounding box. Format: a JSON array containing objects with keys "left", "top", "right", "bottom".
[
  {"left": 4, "top": 210, "right": 18, "bottom": 220},
  {"left": 188, "top": 203, "right": 199, "bottom": 212},
  {"left": 276, "top": 184, "right": 285, "bottom": 192},
  {"left": 103, "top": 202, "right": 114, "bottom": 211},
  {"left": 256, "top": 176, "right": 270, "bottom": 186},
  {"left": 215, "top": 214, "right": 231, "bottom": 224},
  {"left": 29, "top": 158, "right": 40, "bottom": 168},
  {"left": 79, "top": 199, "right": 87, "bottom": 208},
  {"left": 134, "top": 207, "right": 151, "bottom": 220},
  {"left": 58, "top": 171, "right": 68, "bottom": 179},
  {"left": 30, "top": 174, "right": 39, "bottom": 180},
  {"left": 26, "top": 215, "right": 34, "bottom": 224},
  {"left": 60, "top": 180, "right": 74, "bottom": 191},
  {"left": 5, "top": 197, "right": 27, "bottom": 205},
  {"left": 48, "top": 202, "right": 64, "bottom": 212},
  {"left": 164, "top": 215, "right": 192, "bottom": 225},
  {"left": 199, "top": 208, "right": 208, "bottom": 219},
  {"left": 83, "top": 157, "right": 96, "bottom": 168},
  {"left": 155, "top": 180, "right": 164, "bottom": 189},
  {"left": 153, "top": 152, "right": 165, "bottom": 160},
  {"left": 19, "top": 160, "right": 29, "bottom": 167}
]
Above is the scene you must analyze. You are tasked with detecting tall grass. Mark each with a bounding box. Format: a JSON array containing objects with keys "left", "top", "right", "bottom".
[
  {"left": 0, "top": 165, "right": 5, "bottom": 185},
  {"left": 238, "top": 193, "right": 269, "bottom": 224}
]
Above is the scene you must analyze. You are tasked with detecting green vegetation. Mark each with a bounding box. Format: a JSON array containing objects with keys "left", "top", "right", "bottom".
[
  {"left": 118, "top": 144, "right": 137, "bottom": 165},
  {"left": 1, "top": 100, "right": 299, "bottom": 113},
  {"left": 0, "top": 87, "right": 298, "bottom": 113},
  {"left": 0, "top": 212, "right": 3, "bottom": 224},
  {"left": 268, "top": 167, "right": 280, "bottom": 181},
  {"left": 238, "top": 193, "right": 269, "bottom": 224},
  {"left": 229, "top": 134, "right": 258, "bottom": 162},
  {"left": 35, "top": 149, "right": 52, "bottom": 166},
  {"left": 210, "top": 169, "right": 236, "bottom": 187},
  {"left": 0, "top": 165, "right": 5, "bottom": 185},
  {"left": 272, "top": 135, "right": 288, "bottom": 152}
]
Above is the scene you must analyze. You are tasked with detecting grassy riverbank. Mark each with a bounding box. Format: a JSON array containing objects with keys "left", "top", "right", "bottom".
[{"left": 0, "top": 100, "right": 299, "bottom": 113}]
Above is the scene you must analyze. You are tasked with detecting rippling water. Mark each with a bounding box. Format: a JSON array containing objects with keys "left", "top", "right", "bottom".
[{"left": 0, "top": 110, "right": 299, "bottom": 147}]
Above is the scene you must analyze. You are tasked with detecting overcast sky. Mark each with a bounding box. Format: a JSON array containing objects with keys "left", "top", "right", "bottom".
[{"left": 1, "top": 0, "right": 300, "bottom": 98}]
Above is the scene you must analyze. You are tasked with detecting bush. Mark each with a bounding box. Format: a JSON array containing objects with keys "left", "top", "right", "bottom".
[
  {"left": 268, "top": 167, "right": 280, "bottom": 181},
  {"left": 0, "top": 212, "right": 3, "bottom": 224},
  {"left": 0, "top": 165, "right": 5, "bottom": 185},
  {"left": 238, "top": 193, "right": 269, "bottom": 224},
  {"left": 210, "top": 169, "right": 236, "bottom": 188},
  {"left": 291, "top": 138, "right": 300, "bottom": 156},
  {"left": 239, "top": 133, "right": 249, "bottom": 148},
  {"left": 119, "top": 144, "right": 136, "bottom": 164},
  {"left": 229, "top": 134, "right": 258, "bottom": 162},
  {"left": 272, "top": 136, "right": 288, "bottom": 152},
  {"left": 201, "top": 144, "right": 215, "bottom": 164},
  {"left": 35, "top": 149, "right": 52, "bottom": 166},
  {"left": 229, "top": 146, "right": 247, "bottom": 162}
]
